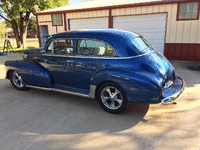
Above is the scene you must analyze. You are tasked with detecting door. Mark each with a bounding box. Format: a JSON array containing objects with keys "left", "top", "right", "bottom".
[
  {"left": 73, "top": 39, "right": 116, "bottom": 91},
  {"left": 113, "top": 13, "right": 167, "bottom": 54},
  {"left": 69, "top": 18, "right": 108, "bottom": 30},
  {"left": 38, "top": 39, "right": 75, "bottom": 88},
  {"left": 39, "top": 25, "right": 49, "bottom": 48}
]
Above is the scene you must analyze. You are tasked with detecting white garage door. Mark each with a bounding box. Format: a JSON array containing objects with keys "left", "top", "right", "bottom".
[
  {"left": 70, "top": 18, "right": 108, "bottom": 30},
  {"left": 113, "top": 13, "right": 167, "bottom": 54}
]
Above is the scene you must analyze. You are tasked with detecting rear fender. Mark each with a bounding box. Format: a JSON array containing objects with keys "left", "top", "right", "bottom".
[
  {"left": 91, "top": 69, "right": 162, "bottom": 103},
  {"left": 5, "top": 60, "right": 51, "bottom": 88}
]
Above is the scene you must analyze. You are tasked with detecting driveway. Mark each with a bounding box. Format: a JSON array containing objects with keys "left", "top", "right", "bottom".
[{"left": 0, "top": 53, "right": 200, "bottom": 150}]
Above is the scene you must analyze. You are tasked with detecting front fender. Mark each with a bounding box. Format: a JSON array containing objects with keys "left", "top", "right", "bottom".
[
  {"left": 91, "top": 69, "right": 162, "bottom": 103},
  {"left": 5, "top": 60, "right": 51, "bottom": 88}
]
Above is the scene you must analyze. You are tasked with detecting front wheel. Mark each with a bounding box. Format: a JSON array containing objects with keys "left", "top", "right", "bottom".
[
  {"left": 10, "top": 71, "right": 28, "bottom": 91},
  {"left": 97, "top": 82, "right": 128, "bottom": 114}
]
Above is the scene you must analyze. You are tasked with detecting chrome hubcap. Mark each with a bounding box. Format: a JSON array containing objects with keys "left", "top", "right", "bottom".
[
  {"left": 12, "top": 72, "right": 24, "bottom": 88},
  {"left": 101, "top": 86, "right": 123, "bottom": 110}
]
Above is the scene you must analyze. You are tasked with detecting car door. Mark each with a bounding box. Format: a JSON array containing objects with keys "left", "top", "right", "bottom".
[
  {"left": 73, "top": 39, "right": 116, "bottom": 91},
  {"left": 38, "top": 39, "right": 76, "bottom": 88}
]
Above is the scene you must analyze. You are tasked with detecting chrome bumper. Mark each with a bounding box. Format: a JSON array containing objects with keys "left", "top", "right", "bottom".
[{"left": 161, "top": 77, "right": 185, "bottom": 104}]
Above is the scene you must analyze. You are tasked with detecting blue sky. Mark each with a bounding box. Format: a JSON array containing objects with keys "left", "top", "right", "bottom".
[{"left": 68, "top": 0, "right": 89, "bottom": 4}]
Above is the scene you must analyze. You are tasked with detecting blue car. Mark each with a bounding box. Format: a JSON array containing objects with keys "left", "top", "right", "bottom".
[{"left": 4, "top": 29, "right": 185, "bottom": 113}]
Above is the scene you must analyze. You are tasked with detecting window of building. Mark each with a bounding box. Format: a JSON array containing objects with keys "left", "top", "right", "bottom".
[
  {"left": 77, "top": 39, "right": 116, "bottom": 56},
  {"left": 52, "top": 14, "right": 62, "bottom": 26},
  {"left": 47, "top": 39, "right": 74, "bottom": 54},
  {"left": 178, "top": 2, "right": 199, "bottom": 20}
]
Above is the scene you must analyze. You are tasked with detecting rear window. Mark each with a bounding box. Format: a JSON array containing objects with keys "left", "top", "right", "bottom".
[{"left": 132, "top": 36, "right": 152, "bottom": 53}]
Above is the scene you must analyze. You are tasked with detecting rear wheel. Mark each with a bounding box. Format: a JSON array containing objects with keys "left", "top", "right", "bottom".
[
  {"left": 10, "top": 71, "right": 28, "bottom": 91},
  {"left": 97, "top": 82, "right": 127, "bottom": 114}
]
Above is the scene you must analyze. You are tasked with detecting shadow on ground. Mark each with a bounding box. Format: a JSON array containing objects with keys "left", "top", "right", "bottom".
[{"left": 171, "top": 60, "right": 200, "bottom": 88}]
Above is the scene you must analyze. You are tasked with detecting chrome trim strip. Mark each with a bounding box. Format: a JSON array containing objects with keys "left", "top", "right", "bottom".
[
  {"left": 42, "top": 50, "right": 156, "bottom": 59},
  {"left": 26, "top": 85, "right": 90, "bottom": 98},
  {"left": 89, "top": 85, "right": 96, "bottom": 99},
  {"left": 161, "top": 78, "right": 185, "bottom": 104}
]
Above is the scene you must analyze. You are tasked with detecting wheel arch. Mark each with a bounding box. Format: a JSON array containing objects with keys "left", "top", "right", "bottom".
[
  {"left": 95, "top": 81, "right": 124, "bottom": 99},
  {"left": 6, "top": 69, "right": 14, "bottom": 79}
]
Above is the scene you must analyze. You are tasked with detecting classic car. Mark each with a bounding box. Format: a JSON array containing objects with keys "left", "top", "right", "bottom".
[{"left": 4, "top": 29, "right": 185, "bottom": 113}]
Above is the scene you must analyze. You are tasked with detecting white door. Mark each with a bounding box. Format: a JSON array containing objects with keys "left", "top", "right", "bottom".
[
  {"left": 70, "top": 18, "right": 108, "bottom": 30},
  {"left": 39, "top": 25, "right": 49, "bottom": 48},
  {"left": 113, "top": 14, "right": 167, "bottom": 54}
]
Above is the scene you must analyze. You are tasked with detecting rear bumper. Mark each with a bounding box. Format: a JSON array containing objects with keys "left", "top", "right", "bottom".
[{"left": 161, "top": 77, "right": 185, "bottom": 104}]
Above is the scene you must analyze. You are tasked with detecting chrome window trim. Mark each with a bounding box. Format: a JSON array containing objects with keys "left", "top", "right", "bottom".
[
  {"left": 76, "top": 38, "right": 117, "bottom": 56},
  {"left": 42, "top": 50, "right": 156, "bottom": 59},
  {"left": 131, "top": 36, "right": 152, "bottom": 51},
  {"left": 45, "top": 37, "right": 117, "bottom": 56},
  {"left": 46, "top": 38, "right": 75, "bottom": 54}
]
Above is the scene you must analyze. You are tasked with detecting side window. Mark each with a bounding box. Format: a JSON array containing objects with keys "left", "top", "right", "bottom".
[
  {"left": 52, "top": 14, "right": 62, "bottom": 26},
  {"left": 47, "top": 39, "right": 74, "bottom": 54},
  {"left": 77, "top": 39, "right": 115, "bottom": 56},
  {"left": 178, "top": 2, "right": 199, "bottom": 20}
]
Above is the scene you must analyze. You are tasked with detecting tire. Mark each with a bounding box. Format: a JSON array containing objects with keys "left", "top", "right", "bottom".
[
  {"left": 10, "top": 71, "right": 28, "bottom": 91},
  {"left": 97, "top": 82, "right": 128, "bottom": 114}
]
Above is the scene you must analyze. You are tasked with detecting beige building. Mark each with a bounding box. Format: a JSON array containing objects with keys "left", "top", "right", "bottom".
[{"left": 34, "top": 0, "right": 200, "bottom": 61}]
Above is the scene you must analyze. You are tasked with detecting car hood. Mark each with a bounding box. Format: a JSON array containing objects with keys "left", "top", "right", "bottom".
[
  {"left": 128, "top": 50, "right": 175, "bottom": 87},
  {"left": 22, "top": 48, "right": 45, "bottom": 59}
]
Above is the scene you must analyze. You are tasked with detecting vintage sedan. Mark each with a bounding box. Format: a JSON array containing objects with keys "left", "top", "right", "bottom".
[{"left": 4, "top": 29, "right": 185, "bottom": 113}]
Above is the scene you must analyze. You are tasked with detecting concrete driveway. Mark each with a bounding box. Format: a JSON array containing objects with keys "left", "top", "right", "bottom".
[{"left": 0, "top": 53, "right": 200, "bottom": 150}]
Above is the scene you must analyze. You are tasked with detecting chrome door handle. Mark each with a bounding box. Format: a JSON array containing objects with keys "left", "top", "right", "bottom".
[{"left": 66, "top": 60, "right": 73, "bottom": 63}]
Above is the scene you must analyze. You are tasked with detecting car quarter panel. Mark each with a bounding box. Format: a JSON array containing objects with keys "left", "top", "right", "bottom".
[
  {"left": 89, "top": 51, "right": 175, "bottom": 103},
  {"left": 91, "top": 69, "right": 163, "bottom": 103},
  {"left": 5, "top": 60, "right": 52, "bottom": 88}
]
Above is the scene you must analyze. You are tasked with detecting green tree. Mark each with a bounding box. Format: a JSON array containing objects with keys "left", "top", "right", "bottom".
[
  {"left": 0, "top": 20, "right": 6, "bottom": 38},
  {"left": 27, "top": 16, "right": 37, "bottom": 37},
  {"left": 0, "top": 0, "right": 68, "bottom": 48}
]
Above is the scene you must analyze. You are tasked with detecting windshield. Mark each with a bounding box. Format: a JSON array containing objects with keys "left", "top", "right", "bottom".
[{"left": 131, "top": 36, "right": 153, "bottom": 53}]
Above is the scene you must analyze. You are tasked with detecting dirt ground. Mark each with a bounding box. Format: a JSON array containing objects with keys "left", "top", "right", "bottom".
[{"left": 0, "top": 53, "right": 200, "bottom": 150}]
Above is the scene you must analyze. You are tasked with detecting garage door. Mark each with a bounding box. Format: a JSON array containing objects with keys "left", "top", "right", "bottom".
[
  {"left": 70, "top": 18, "right": 108, "bottom": 30},
  {"left": 113, "top": 13, "right": 167, "bottom": 54}
]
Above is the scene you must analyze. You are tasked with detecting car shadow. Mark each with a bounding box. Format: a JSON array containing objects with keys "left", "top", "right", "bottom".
[
  {"left": 22, "top": 88, "right": 150, "bottom": 134},
  {"left": 170, "top": 60, "right": 200, "bottom": 88}
]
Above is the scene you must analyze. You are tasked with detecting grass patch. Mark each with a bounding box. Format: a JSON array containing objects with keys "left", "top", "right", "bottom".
[{"left": 0, "top": 38, "right": 39, "bottom": 54}]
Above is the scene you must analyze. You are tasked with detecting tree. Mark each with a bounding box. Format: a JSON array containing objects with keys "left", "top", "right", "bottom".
[
  {"left": 27, "top": 16, "right": 37, "bottom": 38},
  {"left": 0, "top": 20, "right": 6, "bottom": 38},
  {"left": 0, "top": 0, "right": 68, "bottom": 48}
]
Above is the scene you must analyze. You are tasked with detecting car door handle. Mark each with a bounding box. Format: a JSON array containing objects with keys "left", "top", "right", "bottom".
[
  {"left": 66, "top": 60, "right": 73, "bottom": 63},
  {"left": 31, "top": 56, "right": 40, "bottom": 61}
]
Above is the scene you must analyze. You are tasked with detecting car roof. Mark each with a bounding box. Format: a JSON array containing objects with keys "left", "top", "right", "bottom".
[
  {"left": 51, "top": 29, "right": 139, "bottom": 39},
  {"left": 49, "top": 29, "right": 142, "bottom": 57}
]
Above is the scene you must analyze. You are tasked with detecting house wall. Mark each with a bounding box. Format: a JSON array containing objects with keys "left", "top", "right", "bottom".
[
  {"left": 111, "top": 4, "right": 200, "bottom": 61},
  {"left": 37, "top": 10, "right": 109, "bottom": 35},
  {"left": 111, "top": 4, "right": 200, "bottom": 44},
  {"left": 36, "top": 2, "right": 200, "bottom": 61},
  {"left": 66, "top": 10, "right": 109, "bottom": 19},
  {"left": 38, "top": 14, "right": 65, "bottom": 34}
]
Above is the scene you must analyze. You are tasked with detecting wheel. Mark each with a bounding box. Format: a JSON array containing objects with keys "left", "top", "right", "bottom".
[
  {"left": 10, "top": 71, "right": 28, "bottom": 91},
  {"left": 97, "top": 82, "right": 128, "bottom": 114}
]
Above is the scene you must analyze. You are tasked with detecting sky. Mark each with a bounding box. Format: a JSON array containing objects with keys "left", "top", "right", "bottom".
[{"left": 68, "top": 0, "right": 89, "bottom": 4}]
